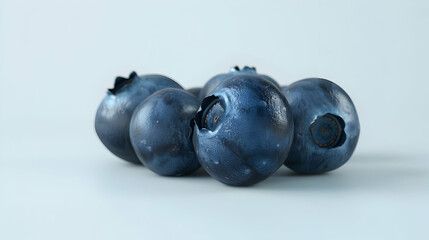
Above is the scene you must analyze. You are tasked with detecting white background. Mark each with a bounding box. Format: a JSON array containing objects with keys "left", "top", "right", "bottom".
[{"left": 1, "top": 0, "right": 428, "bottom": 239}]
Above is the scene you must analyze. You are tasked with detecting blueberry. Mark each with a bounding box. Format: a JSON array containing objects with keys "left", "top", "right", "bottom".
[
  {"left": 186, "top": 87, "right": 202, "bottom": 98},
  {"left": 198, "top": 66, "right": 281, "bottom": 101},
  {"left": 130, "top": 88, "right": 200, "bottom": 176},
  {"left": 282, "top": 78, "right": 360, "bottom": 173},
  {"left": 95, "top": 72, "right": 183, "bottom": 164},
  {"left": 192, "top": 75, "right": 294, "bottom": 186}
]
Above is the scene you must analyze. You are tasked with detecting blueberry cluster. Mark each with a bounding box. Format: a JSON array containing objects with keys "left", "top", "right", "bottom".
[{"left": 95, "top": 66, "right": 360, "bottom": 186}]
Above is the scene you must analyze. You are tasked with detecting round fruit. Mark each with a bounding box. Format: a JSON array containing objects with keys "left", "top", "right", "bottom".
[
  {"left": 95, "top": 72, "right": 182, "bottom": 163},
  {"left": 282, "top": 78, "right": 360, "bottom": 173},
  {"left": 192, "top": 75, "right": 294, "bottom": 186},
  {"left": 130, "top": 88, "right": 200, "bottom": 176},
  {"left": 198, "top": 66, "right": 280, "bottom": 101}
]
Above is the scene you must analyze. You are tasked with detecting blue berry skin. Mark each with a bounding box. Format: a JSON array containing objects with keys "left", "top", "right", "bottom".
[
  {"left": 95, "top": 72, "right": 183, "bottom": 164},
  {"left": 187, "top": 87, "right": 202, "bottom": 98},
  {"left": 198, "top": 66, "right": 281, "bottom": 101},
  {"left": 130, "top": 88, "right": 201, "bottom": 176},
  {"left": 192, "top": 75, "right": 294, "bottom": 186},
  {"left": 282, "top": 78, "right": 360, "bottom": 173}
]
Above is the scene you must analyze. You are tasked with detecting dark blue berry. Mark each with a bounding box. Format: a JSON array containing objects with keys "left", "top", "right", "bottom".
[
  {"left": 130, "top": 88, "right": 200, "bottom": 176},
  {"left": 282, "top": 78, "right": 360, "bottom": 173},
  {"left": 192, "top": 75, "right": 294, "bottom": 186},
  {"left": 95, "top": 72, "right": 182, "bottom": 163},
  {"left": 198, "top": 66, "right": 281, "bottom": 101}
]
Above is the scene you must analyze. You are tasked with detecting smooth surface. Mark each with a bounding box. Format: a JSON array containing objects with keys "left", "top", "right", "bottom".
[
  {"left": 193, "top": 76, "right": 293, "bottom": 186},
  {"left": 95, "top": 73, "right": 182, "bottom": 164},
  {"left": 1, "top": 0, "right": 429, "bottom": 239},
  {"left": 283, "top": 78, "right": 360, "bottom": 173},
  {"left": 130, "top": 89, "right": 200, "bottom": 176},
  {"left": 1, "top": 151, "right": 428, "bottom": 239}
]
